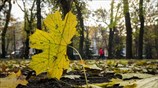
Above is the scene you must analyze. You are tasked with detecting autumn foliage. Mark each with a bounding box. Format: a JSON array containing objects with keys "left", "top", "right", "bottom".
[{"left": 29, "top": 11, "right": 77, "bottom": 79}]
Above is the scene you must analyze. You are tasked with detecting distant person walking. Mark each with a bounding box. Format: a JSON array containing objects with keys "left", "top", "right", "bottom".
[{"left": 99, "top": 48, "right": 104, "bottom": 59}]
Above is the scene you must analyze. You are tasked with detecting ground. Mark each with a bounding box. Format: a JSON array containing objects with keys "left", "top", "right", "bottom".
[{"left": 0, "top": 59, "right": 158, "bottom": 88}]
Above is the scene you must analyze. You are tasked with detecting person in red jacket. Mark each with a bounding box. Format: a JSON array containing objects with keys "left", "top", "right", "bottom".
[{"left": 99, "top": 48, "right": 104, "bottom": 59}]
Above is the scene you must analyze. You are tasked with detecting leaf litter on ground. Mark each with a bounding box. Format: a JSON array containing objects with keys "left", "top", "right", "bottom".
[{"left": 0, "top": 59, "right": 158, "bottom": 88}]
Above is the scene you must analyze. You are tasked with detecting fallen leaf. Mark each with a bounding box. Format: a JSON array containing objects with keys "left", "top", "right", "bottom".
[
  {"left": 0, "top": 70, "right": 28, "bottom": 88},
  {"left": 122, "top": 73, "right": 154, "bottom": 80},
  {"left": 63, "top": 75, "right": 80, "bottom": 79},
  {"left": 29, "top": 11, "right": 77, "bottom": 79},
  {"left": 136, "top": 75, "right": 158, "bottom": 88}
]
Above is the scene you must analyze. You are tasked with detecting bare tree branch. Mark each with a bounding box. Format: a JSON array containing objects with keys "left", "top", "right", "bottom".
[
  {"left": 0, "top": 0, "right": 8, "bottom": 11},
  {"left": 15, "top": 0, "right": 25, "bottom": 12}
]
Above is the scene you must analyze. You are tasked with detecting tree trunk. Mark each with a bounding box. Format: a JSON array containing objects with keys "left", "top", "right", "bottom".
[
  {"left": 23, "top": 0, "right": 36, "bottom": 59},
  {"left": 36, "top": 0, "right": 42, "bottom": 54},
  {"left": 108, "top": 0, "right": 115, "bottom": 59},
  {"left": 145, "top": 42, "right": 152, "bottom": 59},
  {"left": 134, "top": 38, "right": 139, "bottom": 58},
  {"left": 123, "top": 0, "right": 133, "bottom": 59},
  {"left": 23, "top": 13, "right": 30, "bottom": 59},
  {"left": 37, "top": 0, "right": 41, "bottom": 30},
  {"left": 138, "top": 0, "right": 144, "bottom": 59},
  {"left": 60, "top": 0, "right": 74, "bottom": 59},
  {"left": 85, "top": 29, "right": 91, "bottom": 59},
  {"left": 75, "top": 1, "right": 84, "bottom": 58},
  {"left": 114, "top": 29, "right": 122, "bottom": 58},
  {"left": 24, "top": 33, "right": 30, "bottom": 59},
  {"left": 108, "top": 28, "right": 114, "bottom": 59},
  {"left": 6, "top": 37, "right": 10, "bottom": 54},
  {"left": 60, "top": 0, "right": 71, "bottom": 17},
  {"left": 24, "top": 21, "right": 33, "bottom": 59},
  {"left": 24, "top": 12, "right": 29, "bottom": 59},
  {"left": 1, "top": 0, "right": 12, "bottom": 58},
  {"left": 155, "top": 38, "right": 158, "bottom": 58}
]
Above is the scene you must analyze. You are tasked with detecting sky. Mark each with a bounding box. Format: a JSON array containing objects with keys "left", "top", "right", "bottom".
[
  {"left": 86, "top": 0, "right": 111, "bottom": 25},
  {"left": 87, "top": 0, "right": 111, "bottom": 10},
  {"left": 11, "top": 0, "right": 112, "bottom": 24},
  {"left": 12, "top": 1, "right": 24, "bottom": 21}
]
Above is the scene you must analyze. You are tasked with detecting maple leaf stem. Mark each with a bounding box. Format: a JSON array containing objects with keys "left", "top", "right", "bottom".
[
  {"left": 48, "top": 40, "right": 51, "bottom": 67},
  {"left": 68, "top": 45, "right": 89, "bottom": 88}
]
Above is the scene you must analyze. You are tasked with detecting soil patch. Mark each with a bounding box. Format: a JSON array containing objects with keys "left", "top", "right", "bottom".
[{"left": 16, "top": 70, "right": 123, "bottom": 88}]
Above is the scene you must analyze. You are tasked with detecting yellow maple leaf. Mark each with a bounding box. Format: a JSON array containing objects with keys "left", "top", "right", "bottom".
[
  {"left": 29, "top": 11, "right": 77, "bottom": 79},
  {"left": 0, "top": 70, "right": 28, "bottom": 88}
]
